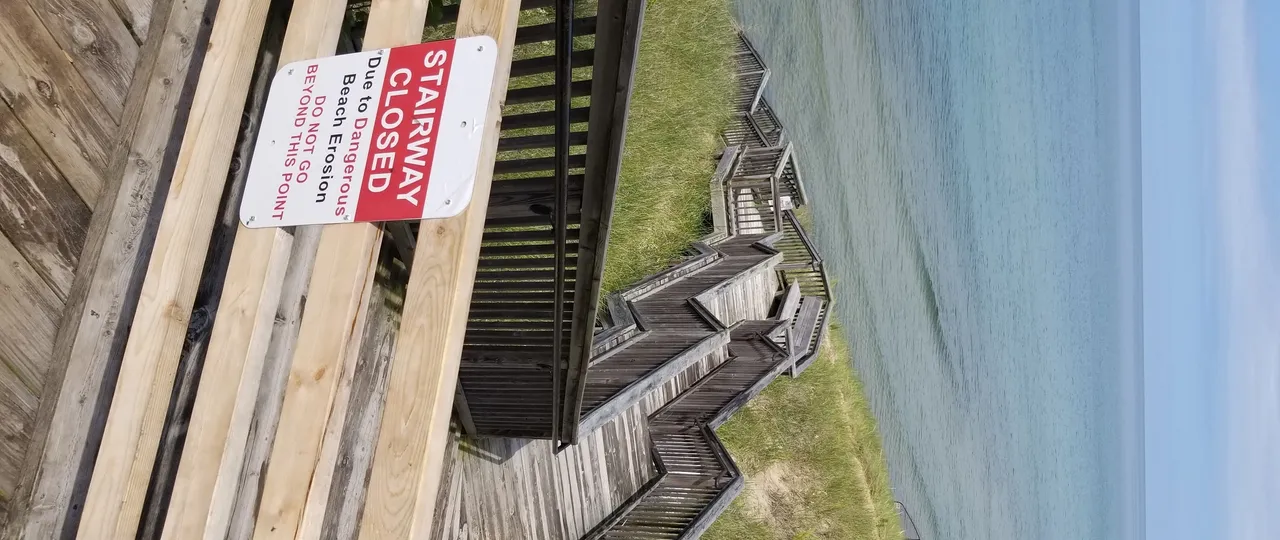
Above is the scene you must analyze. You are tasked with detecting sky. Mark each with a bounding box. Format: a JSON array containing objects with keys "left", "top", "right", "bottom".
[{"left": 1141, "top": 0, "right": 1279, "bottom": 538}]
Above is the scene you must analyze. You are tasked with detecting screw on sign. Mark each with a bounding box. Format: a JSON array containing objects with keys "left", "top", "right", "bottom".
[{"left": 238, "top": 36, "right": 500, "bottom": 228}]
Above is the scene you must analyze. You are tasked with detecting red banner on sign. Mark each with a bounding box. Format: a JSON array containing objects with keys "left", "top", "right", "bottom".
[{"left": 355, "top": 39, "right": 457, "bottom": 222}]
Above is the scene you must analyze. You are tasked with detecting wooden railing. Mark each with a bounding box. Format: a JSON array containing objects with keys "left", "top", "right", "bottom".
[
  {"left": 724, "top": 145, "right": 791, "bottom": 234},
  {"left": 583, "top": 324, "right": 791, "bottom": 539},
  {"left": 426, "top": 0, "right": 648, "bottom": 442},
  {"left": 730, "top": 32, "right": 770, "bottom": 114},
  {"left": 577, "top": 235, "right": 782, "bottom": 437},
  {"left": 772, "top": 210, "right": 832, "bottom": 374}
]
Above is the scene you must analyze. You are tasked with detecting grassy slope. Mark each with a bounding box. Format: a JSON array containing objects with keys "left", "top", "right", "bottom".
[
  {"left": 705, "top": 322, "right": 901, "bottom": 540},
  {"left": 600, "top": 0, "right": 737, "bottom": 294},
  {"left": 607, "top": 1, "right": 899, "bottom": 538}
]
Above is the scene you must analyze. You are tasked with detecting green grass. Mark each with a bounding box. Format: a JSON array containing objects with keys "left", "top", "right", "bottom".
[
  {"left": 600, "top": 0, "right": 738, "bottom": 294},
  {"left": 705, "top": 323, "right": 901, "bottom": 540},
  {"left": 604, "top": 1, "right": 900, "bottom": 538}
]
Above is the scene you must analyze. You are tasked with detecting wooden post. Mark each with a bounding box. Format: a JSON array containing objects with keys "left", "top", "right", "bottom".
[
  {"left": 156, "top": 1, "right": 349, "bottom": 539},
  {"left": 248, "top": 1, "right": 436, "bottom": 538},
  {"left": 75, "top": 0, "right": 274, "bottom": 536},
  {"left": 357, "top": 0, "right": 522, "bottom": 537}
]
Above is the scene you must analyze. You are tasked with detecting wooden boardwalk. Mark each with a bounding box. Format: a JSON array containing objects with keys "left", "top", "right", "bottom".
[{"left": 431, "top": 235, "right": 780, "bottom": 540}]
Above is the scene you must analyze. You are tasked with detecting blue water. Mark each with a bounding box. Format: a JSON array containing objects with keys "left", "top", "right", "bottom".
[{"left": 731, "top": 1, "right": 1142, "bottom": 538}]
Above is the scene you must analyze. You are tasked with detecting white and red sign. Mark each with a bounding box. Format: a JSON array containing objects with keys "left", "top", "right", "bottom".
[{"left": 239, "top": 36, "right": 499, "bottom": 228}]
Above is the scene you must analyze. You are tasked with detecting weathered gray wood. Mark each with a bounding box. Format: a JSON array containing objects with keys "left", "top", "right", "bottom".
[
  {"left": 319, "top": 255, "right": 404, "bottom": 540},
  {"left": 708, "top": 146, "right": 738, "bottom": 237},
  {"left": 791, "top": 297, "right": 823, "bottom": 356},
  {"left": 776, "top": 282, "right": 801, "bottom": 321},
  {"left": 0, "top": 375, "right": 38, "bottom": 519},
  {"left": 579, "top": 331, "right": 729, "bottom": 437},
  {"left": 2, "top": 0, "right": 210, "bottom": 534},
  {"left": 110, "top": 0, "right": 155, "bottom": 41},
  {"left": 27, "top": 0, "right": 140, "bottom": 119},
  {"left": 0, "top": 104, "right": 92, "bottom": 296},
  {"left": 0, "top": 233, "right": 61, "bottom": 416},
  {"left": 0, "top": 0, "right": 114, "bottom": 203}
]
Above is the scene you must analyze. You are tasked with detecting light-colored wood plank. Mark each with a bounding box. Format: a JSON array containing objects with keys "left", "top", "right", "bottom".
[
  {"left": 1, "top": 0, "right": 211, "bottom": 534},
  {"left": 250, "top": 223, "right": 382, "bottom": 540},
  {"left": 27, "top": 0, "right": 140, "bottom": 119},
  {"left": 0, "top": 103, "right": 91, "bottom": 296},
  {"left": 142, "top": 7, "right": 287, "bottom": 538},
  {"left": 156, "top": 0, "right": 348, "bottom": 537},
  {"left": 74, "top": 0, "right": 276, "bottom": 534},
  {"left": 223, "top": 223, "right": 319, "bottom": 540},
  {"left": 358, "top": 1, "right": 522, "bottom": 537},
  {"left": 0, "top": 0, "right": 113, "bottom": 203},
  {"left": 251, "top": 0, "right": 444, "bottom": 533}
]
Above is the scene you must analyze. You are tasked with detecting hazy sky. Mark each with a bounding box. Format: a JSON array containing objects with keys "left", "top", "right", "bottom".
[{"left": 1142, "top": 0, "right": 1278, "bottom": 538}]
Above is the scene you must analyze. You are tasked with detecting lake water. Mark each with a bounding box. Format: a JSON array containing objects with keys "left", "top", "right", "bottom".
[{"left": 730, "top": 0, "right": 1142, "bottom": 538}]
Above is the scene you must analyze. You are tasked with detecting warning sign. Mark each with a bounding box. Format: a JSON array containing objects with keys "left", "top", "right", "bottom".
[{"left": 239, "top": 36, "right": 499, "bottom": 228}]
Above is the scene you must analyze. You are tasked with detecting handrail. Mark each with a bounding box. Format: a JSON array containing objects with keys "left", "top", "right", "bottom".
[
  {"left": 782, "top": 209, "right": 823, "bottom": 266},
  {"left": 551, "top": 0, "right": 575, "bottom": 449}
]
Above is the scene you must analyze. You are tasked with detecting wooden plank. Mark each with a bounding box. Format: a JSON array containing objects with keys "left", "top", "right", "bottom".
[
  {"left": 251, "top": 225, "right": 381, "bottom": 540},
  {"left": 0, "top": 0, "right": 114, "bottom": 203},
  {"left": 136, "top": 13, "right": 289, "bottom": 532},
  {"left": 0, "top": 234, "right": 61, "bottom": 405},
  {"left": 0, "top": 378, "right": 37, "bottom": 512},
  {"left": 317, "top": 257, "right": 403, "bottom": 539},
  {"left": 74, "top": 0, "right": 276, "bottom": 534},
  {"left": 791, "top": 297, "right": 823, "bottom": 356},
  {"left": 109, "top": 0, "right": 155, "bottom": 41},
  {"left": 0, "top": 237, "right": 58, "bottom": 523},
  {"left": 155, "top": 0, "right": 348, "bottom": 537},
  {"left": 0, "top": 0, "right": 210, "bottom": 534},
  {"left": 222, "top": 226, "right": 321, "bottom": 540},
  {"left": 579, "top": 331, "right": 730, "bottom": 437},
  {"left": 248, "top": 0, "right": 439, "bottom": 534},
  {"left": 358, "top": 1, "right": 521, "bottom": 537},
  {"left": 27, "top": 0, "right": 140, "bottom": 118},
  {"left": 0, "top": 104, "right": 92, "bottom": 295}
]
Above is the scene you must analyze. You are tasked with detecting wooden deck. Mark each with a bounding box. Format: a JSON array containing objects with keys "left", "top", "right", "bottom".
[{"left": 0, "top": 0, "right": 209, "bottom": 529}]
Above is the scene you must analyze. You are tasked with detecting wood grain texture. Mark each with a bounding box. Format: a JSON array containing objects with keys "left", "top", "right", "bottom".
[
  {"left": 0, "top": 233, "right": 60, "bottom": 413},
  {"left": 139, "top": 8, "right": 285, "bottom": 537},
  {"left": 0, "top": 371, "right": 38, "bottom": 511},
  {"left": 26, "top": 0, "right": 140, "bottom": 119},
  {"left": 110, "top": 0, "right": 155, "bottom": 40},
  {"left": 221, "top": 225, "right": 320, "bottom": 540},
  {"left": 1, "top": 0, "right": 210, "bottom": 535},
  {"left": 358, "top": 2, "right": 522, "bottom": 536},
  {"left": 248, "top": 0, "right": 442, "bottom": 532},
  {"left": 0, "top": 104, "right": 91, "bottom": 296},
  {"left": 75, "top": 0, "right": 275, "bottom": 535},
  {"left": 251, "top": 224, "right": 383, "bottom": 540},
  {"left": 0, "top": 0, "right": 113, "bottom": 203},
  {"left": 0, "top": 234, "right": 60, "bottom": 509},
  {"left": 156, "top": 1, "right": 349, "bottom": 537},
  {"left": 320, "top": 257, "right": 404, "bottom": 540}
]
